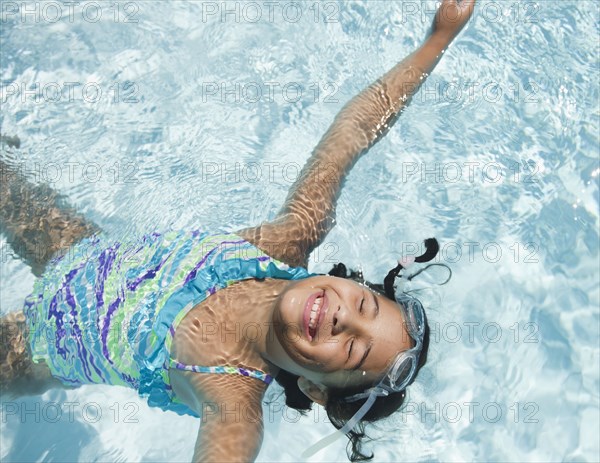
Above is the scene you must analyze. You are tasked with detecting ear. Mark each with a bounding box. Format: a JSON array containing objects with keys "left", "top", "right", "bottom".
[{"left": 297, "top": 377, "right": 329, "bottom": 406}]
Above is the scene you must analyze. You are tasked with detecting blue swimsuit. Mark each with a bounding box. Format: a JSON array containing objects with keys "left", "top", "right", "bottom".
[{"left": 24, "top": 229, "right": 313, "bottom": 417}]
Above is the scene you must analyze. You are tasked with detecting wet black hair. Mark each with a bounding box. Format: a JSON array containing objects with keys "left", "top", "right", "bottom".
[{"left": 274, "top": 239, "right": 440, "bottom": 462}]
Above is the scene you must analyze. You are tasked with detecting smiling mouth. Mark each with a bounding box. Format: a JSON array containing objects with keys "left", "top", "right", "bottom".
[
  {"left": 308, "top": 296, "right": 323, "bottom": 338},
  {"left": 304, "top": 290, "right": 328, "bottom": 341}
]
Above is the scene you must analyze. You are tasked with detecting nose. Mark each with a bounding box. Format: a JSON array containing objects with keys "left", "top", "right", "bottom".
[{"left": 331, "top": 304, "right": 362, "bottom": 337}]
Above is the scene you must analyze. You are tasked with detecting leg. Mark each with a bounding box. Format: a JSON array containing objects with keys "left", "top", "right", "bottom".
[
  {"left": 1, "top": 139, "right": 95, "bottom": 397},
  {"left": 0, "top": 149, "right": 100, "bottom": 278},
  {"left": 0, "top": 311, "right": 67, "bottom": 399}
]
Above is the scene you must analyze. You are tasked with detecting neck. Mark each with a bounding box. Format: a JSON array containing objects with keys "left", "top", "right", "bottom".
[{"left": 235, "top": 278, "right": 293, "bottom": 374}]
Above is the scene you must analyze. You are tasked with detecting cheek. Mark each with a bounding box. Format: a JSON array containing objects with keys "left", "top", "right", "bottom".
[
  {"left": 320, "top": 337, "right": 345, "bottom": 356},
  {"left": 313, "top": 341, "right": 348, "bottom": 371},
  {"left": 282, "top": 338, "right": 346, "bottom": 373},
  {"left": 276, "top": 287, "right": 304, "bottom": 325}
]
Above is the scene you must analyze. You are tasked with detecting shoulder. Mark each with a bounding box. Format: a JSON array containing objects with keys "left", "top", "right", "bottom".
[{"left": 234, "top": 222, "right": 309, "bottom": 268}]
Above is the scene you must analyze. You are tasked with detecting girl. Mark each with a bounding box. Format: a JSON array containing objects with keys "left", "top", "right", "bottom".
[{"left": 0, "top": 1, "right": 476, "bottom": 461}]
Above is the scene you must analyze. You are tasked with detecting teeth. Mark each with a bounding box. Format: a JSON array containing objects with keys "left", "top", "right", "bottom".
[{"left": 308, "top": 296, "right": 322, "bottom": 330}]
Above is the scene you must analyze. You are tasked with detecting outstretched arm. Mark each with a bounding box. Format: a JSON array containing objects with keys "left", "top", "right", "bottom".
[
  {"left": 192, "top": 403, "right": 264, "bottom": 463},
  {"left": 237, "top": 0, "right": 476, "bottom": 267},
  {"left": 187, "top": 376, "right": 266, "bottom": 462}
]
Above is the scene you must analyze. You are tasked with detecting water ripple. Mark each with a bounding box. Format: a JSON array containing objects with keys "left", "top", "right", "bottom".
[{"left": 1, "top": 1, "right": 598, "bottom": 462}]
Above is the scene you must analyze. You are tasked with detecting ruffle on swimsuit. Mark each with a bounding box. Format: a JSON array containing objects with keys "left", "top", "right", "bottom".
[{"left": 24, "top": 229, "right": 314, "bottom": 417}]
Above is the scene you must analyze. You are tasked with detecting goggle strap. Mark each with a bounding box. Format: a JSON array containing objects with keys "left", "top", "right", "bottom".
[
  {"left": 404, "top": 263, "right": 452, "bottom": 285},
  {"left": 300, "top": 390, "right": 378, "bottom": 459}
]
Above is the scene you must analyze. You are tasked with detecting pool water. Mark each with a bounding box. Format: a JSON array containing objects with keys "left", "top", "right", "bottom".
[{"left": 1, "top": 1, "right": 599, "bottom": 462}]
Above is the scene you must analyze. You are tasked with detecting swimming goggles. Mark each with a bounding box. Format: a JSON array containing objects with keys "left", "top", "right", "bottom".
[
  {"left": 301, "top": 239, "right": 438, "bottom": 459},
  {"left": 342, "top": 294, "right": 425, "bottom": 403}
]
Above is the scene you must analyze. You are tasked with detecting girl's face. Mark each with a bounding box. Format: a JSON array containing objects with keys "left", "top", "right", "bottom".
[{"left": 269, "top": 275, "right": 415, "bottom": 390}]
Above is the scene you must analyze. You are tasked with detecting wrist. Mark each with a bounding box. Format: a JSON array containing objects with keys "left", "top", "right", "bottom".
[{"left": 426, "top": 30, "right": 454, "bottom": 51}]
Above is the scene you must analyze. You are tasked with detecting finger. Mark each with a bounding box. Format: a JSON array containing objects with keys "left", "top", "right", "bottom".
[{"left": 458, "top": 0, "right": 477, "bottom": 12}]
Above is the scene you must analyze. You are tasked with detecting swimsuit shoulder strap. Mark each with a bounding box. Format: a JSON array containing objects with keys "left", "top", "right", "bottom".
[{"left": 167, "top": 358, "right": 273, "bottom": 384}]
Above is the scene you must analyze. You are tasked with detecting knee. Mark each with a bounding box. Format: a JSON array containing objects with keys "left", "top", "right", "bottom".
[
  {"left": 0, "top": 312, "right": 35, "bottom": 397},
  {"left": 0, "top": 312, "right": 70, "bottom": 399}
]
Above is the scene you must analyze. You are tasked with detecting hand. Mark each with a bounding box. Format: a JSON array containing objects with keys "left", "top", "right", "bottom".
[{"left": 431, "top": 0, "right": 476, "bottom": 42}]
